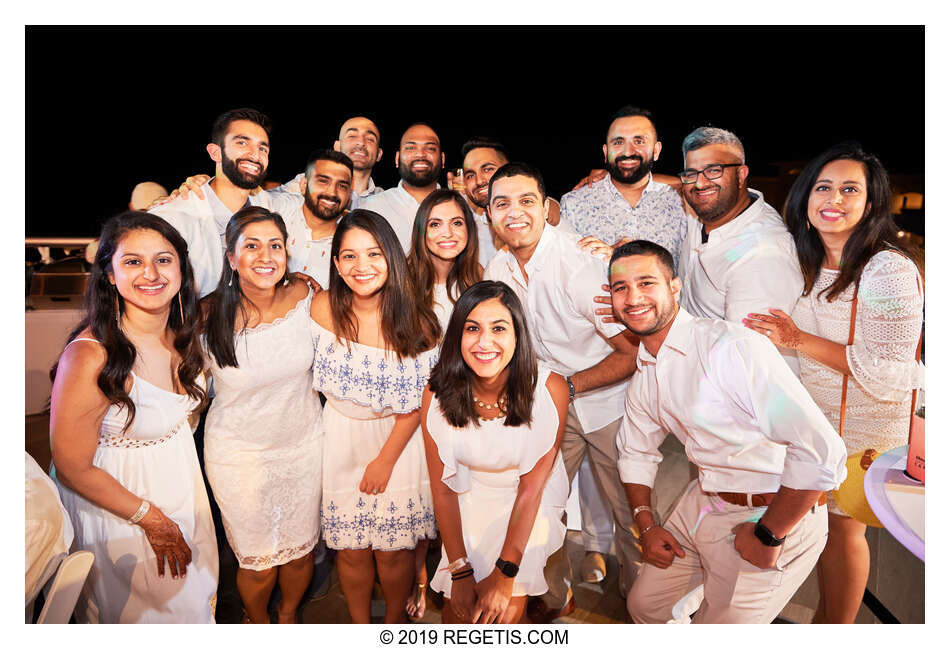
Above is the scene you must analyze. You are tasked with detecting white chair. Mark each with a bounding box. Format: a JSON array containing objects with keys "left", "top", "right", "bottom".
[
  {"left": 666, "top": 584, "right": 704, "bottom": 624},
  {"left": 35, "top": 550, "right": 94, "bottom": 624}
]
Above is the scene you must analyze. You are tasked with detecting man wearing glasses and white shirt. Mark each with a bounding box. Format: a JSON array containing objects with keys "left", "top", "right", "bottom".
[
  {"left": 676, "top": 127, "right": 804, "bottom": 372},
  {"left": 609, "top": 239, "right": 846, "bottom": 624}
]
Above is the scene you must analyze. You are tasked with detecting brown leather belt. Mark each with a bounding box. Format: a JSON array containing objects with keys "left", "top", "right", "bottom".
[{"left": 710, "top": 491, "right": 827, "bottom": 508}]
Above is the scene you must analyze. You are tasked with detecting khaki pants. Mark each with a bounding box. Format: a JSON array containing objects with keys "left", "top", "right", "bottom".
[
  {"left": 627, "top": 479, "right": 828, "bottom": 624},
  {"left": 541, "top": 404, "right": 640, "bottom": 608}
]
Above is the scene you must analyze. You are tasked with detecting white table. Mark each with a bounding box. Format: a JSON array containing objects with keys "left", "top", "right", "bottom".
[{"left": 864, "top": 445, "right": 924, "bottom": 561}]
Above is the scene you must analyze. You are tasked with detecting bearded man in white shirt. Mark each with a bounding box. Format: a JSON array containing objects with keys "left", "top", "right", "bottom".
[
  {"left": 608, "top": 239, "right": 846, "bottom": 624},
  {"left": 677, "top": 127, "right": 804, "bottom": 372},
  {"left": 483, "top": 162, "right": 642, "bottom": 622},
  {"left": 361, "top": 122, "right": 444, "bottom": 253}
]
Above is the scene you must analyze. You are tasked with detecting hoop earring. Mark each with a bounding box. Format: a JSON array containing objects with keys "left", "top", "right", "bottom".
[{"left": 178, "top": 292, "right": 184, "bottom": 325}]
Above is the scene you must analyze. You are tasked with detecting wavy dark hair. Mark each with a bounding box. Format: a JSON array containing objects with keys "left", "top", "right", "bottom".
[
  {"left": 328, "top": 209, "right": 438, "bottom": 358},
  {"left": 204, "top": 206, "right": 291, "bottom": 368},
  {"left": 407, "top": 189, "right": 482, "bottom": 338},
  {"left": 783, "top": 142, "right": 922, "bottom": 301},
  {"left": 429, "top": 281, "right": 537, "bottom": 428},
  {"left": 50, "top": 211, "right": 207, "bottom": 430}
]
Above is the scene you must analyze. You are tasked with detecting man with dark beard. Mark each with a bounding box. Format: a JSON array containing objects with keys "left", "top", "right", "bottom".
[
  {"left": 560, "top": 106, "right": 688, "bottom": 273},
  {"left": 151, "top": 107, "right": 285, "bottom": 297},
  {"left": 676, "top": 126, "right": 803, "bottom": 372},
  {"left": 278, "top": 149, "right": 353, "bottom": 289},
  {"left": 361, "top": 122, "right": 444, "bottom": 253}
]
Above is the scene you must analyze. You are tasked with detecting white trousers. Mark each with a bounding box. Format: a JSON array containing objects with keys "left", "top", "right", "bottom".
[{"left": 627, "top": 479, "right": 827, "bottom": 624}]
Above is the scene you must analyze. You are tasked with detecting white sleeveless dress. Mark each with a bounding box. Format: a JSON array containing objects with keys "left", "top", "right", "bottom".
[
  {"left": 426, "top": 365, "right": 569, "bottom": 597},
  {"left": 312, "top": 320, "right": 437, "bottom": 550},
  {"left": 54, "top": 339, "right": 218, "bottom": 623},
  {"left": 204, "top": 289, "right": 324, "bottom": 570}
]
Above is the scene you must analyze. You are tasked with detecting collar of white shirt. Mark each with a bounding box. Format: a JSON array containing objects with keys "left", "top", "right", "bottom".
[
  {"left": 636, "top": 306, "right": 693, "bottom": 369},
  {"left": 499, "top": 224, "right": 558, "bottom": 289},
  {"left": 698, "top": 188, "right": 775, "bottom": 243}
]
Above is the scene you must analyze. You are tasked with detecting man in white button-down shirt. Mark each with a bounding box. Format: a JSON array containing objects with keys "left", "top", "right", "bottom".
[
  {"left": 361, "top": 123, "right": 444, "bottom": 254},
  {"left": 608, "top": 239, "right": 846, "bottom": 624},
  {"left": 483, "top": 162, "right": 641, "bottom": 621},
  {"left": 677, "top": 127, "right": 804, "bottom": 373}
]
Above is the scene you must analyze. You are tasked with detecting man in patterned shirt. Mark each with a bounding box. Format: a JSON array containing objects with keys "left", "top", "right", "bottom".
[{"left": 560, "top": 106, "right": 688, "bottom": 273}]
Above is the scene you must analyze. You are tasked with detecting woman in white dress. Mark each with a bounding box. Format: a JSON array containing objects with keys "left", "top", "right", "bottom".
[
  {"left": 50, "top": 211, "right": 217, "bottom": 623},
  {"left": 311, "top": 209, "right": 440, "bottom": 623},
  {"left": 422, "top": 281, "right": 569, "bottom": 624},
  {"left": 407, "top": 188, "right": 483, "bottom": 336},
  {"left": 202, "top": 206, "right": 323, "bottom": 623},
  {"left": 746, "top": 143, "right": 923, "bottom": 623},
  {"left": 403, "top": 188, "right": 482, "bottom": 618}
]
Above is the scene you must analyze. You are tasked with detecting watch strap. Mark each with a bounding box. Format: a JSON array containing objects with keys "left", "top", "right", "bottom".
[
  {"left": 753, "top": 521, "right": 786, "bottom": 547},
  {"left": 495, "top": 557, "right": 519, "bottom": 578}
]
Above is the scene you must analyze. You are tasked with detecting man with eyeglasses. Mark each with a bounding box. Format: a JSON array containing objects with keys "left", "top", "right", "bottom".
[
  {"left": 677, "top": 127, "right": 803, "bottom": 372},
  {"left": 560, "top": 106, "right": 688, "bottom": 272}
]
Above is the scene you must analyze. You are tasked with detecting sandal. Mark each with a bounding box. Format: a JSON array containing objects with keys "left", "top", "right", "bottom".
[{"left": 406, "top": 582, "right": 427, "bottom": 621}]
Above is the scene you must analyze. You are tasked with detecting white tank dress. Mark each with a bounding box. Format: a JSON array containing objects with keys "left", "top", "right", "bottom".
[
  {"left": 54, "top": 339, "right": 218, "bottom": 623},
  {"left": 312, "top": 320, "right": 438, "bottom": 550},
  {"left": 204, "top": 289, "right": 324, "bottom": 570},
  {"left": 426, "top": 365, "right": 569, "bottom": 597}
]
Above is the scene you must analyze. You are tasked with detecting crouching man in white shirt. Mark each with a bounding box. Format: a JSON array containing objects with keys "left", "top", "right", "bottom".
[{"left": 608, "top": 239, "right": 846, "bottom": 624}]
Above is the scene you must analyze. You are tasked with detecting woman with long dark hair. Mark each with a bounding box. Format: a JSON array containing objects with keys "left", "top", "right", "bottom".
[
  {"left": 746, "top": 143, "right": 924, "bottom": 623},
  {"left": 422, "top": 281, "right": 569, "bottom": 623},
  {"left": 403, "top": 189, "right": 482, "bottom": 618},
  {"left": 203, "top": 206, "right": 323, "bottom": 623},
  {"left": 407, "top": 189, "right": 482, "bottom": 336},
  {"left": 50, "top": 211, "right": 217, "bottom": 622},
  {"left": 311, "top": 209, "right": 440, "bottom": 623}
]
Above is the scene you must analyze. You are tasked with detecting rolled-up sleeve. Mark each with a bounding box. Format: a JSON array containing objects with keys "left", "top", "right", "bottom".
[
  {"left": 616, "top": 379, "right": 667, "bottom": 488},
  {"left": 728, "top": 335, "right": 847, "bottom": 491},
  {"left": 847, "top": 252, "right": 924, "bottom": 401}
]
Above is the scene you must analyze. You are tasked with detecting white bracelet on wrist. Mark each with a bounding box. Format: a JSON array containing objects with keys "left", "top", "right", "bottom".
[
  {"left": 443, "top": 556, "right": 470, "bottom": 573},
  {"left": 128, "top": 499, "right": 150, "bottom": 525}
]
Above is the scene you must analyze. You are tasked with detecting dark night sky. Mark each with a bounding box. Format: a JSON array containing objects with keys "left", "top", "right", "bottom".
[{"left": 25, "top": 25, "right": 924, "bottom": 238}]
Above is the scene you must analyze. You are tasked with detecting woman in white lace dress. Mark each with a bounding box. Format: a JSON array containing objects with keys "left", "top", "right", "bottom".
[
  {"left": 311, "top": 209, "right": 441, "bottom": 623},
  {"left": 51, "top": 212, "right": 217, "bottom": 622},
  {"left": 203, "top": 207, "right": 323, "bottom": 623},
  {"left": 422, "top": 281, "right": 569, "bottom": 623},
  {"left": 403, "top": 189, "right": 483, "bottom": 618},
  {"left": 746, "top": 143, "right": 923, "bottom": 624}
]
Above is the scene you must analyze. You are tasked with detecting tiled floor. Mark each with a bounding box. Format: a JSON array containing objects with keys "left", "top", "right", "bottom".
[{"left": 27, "top": 414, "right": 924, "bottom": 624}]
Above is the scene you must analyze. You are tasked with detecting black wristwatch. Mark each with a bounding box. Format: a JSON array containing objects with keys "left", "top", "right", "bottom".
[
  {"left": 495, "top": 557, "right": 519, "bottom": 578},
  {"left": 753, "top": 521, "right": 786, "bottom": 547}
]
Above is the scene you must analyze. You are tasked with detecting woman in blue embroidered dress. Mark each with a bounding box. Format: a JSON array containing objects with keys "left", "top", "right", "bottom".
[{"left": 311, "top": 209, "right": 440, "bottom": 623}]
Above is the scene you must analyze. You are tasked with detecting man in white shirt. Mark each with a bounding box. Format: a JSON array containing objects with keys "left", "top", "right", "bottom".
[
  {"left": 279, "top": 149, "right": 353, "bottom": 288},
  {"left": 677, "top": 127, "right": 804, "bottom": 371},
  {"left": 455, "top": 138, "right": 566, "bottom": 267},
  {"left": 150, "top": 107, "right": 286, "bottom": 297},
  {"left": 560, "top": 106, "right": 688, "bottom": 272},
  {"left": 361, "top": 122, "right": 444, "bottom": 253},
  {"left": 608, "top": 240, "right": 846, "bottom": 624},
  {"left": 483, "top": 162, "right": 641, "bottom": 621}
]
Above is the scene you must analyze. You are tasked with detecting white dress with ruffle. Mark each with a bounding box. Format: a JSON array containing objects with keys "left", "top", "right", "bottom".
[
  {"left": 312, "top": 320, "right": 438, "bottom": 550},
  {"left": 54, "top": 341, "right": 218, "bottom": 623},
  {"left": 204, "top": 289, "right": 324, "bottom": 570},
  {"left": 427, "top": 365, "right": 569, "bottom": 597},
  {"left": 792, "top": 251, "right": 924, "bottom": 516}
]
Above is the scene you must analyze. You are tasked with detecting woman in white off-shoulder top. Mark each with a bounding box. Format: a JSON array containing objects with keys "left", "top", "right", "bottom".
[
  {"left": 746, "top": 143, "right": 923, "bottom": 624},
  {"left": 311, "top": 209, "right": 441, "bottom": 623}
]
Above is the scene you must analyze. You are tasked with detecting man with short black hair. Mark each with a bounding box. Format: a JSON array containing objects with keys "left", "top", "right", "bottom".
[
  {"left": 483, "top": 162, "right": 641, "bottom": 621},
  {"left": 561, "top": 106, "right": 688, "bottom": 271},
  {"left": 151, "top": 107, "right": 285, "bottom": 297},
  {"left": 608, "top": 240, "right": 845, "bottom": 624},
  {"left": 361, "top": 122, "right": 444, "bottom": 253},
  {"left": 333, "top": 115, "right": 384, "bottom": 205}
]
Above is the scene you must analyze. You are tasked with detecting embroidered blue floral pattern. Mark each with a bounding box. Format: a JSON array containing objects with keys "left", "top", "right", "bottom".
[
  {"left": 560, "top": 175, "right": 688, "bottom": 273},
  {"left": 311, "top": 323, "right": 437, "bottom": 414},
  {"left": 321, "top": 493, "right": 437, "bottom": 550}
]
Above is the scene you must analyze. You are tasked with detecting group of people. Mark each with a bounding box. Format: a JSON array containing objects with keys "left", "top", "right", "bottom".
[{"left": 45, "top": 105, "right": 924, "bottom": 624}]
